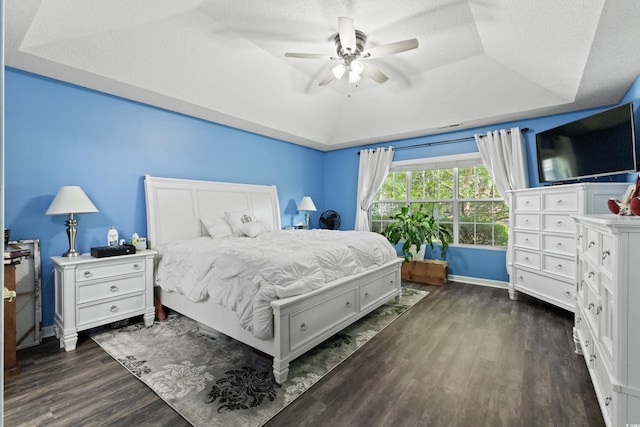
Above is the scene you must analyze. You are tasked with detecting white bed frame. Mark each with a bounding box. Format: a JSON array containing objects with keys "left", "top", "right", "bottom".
[{"left": 144, "top": 174, "right": 402, "bottom": 383}]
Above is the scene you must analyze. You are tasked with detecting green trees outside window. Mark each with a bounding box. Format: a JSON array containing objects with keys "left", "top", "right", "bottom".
[{"left": 371, "top": 164, "right": 509, "bottom": 248}]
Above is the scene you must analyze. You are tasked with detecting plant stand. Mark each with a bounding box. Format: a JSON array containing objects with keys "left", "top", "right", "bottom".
[{"left": 401, "top": 259, "right": 448, "bottom": 285}]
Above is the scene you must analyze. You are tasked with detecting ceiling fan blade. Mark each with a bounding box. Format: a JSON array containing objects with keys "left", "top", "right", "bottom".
[
  {"left": 338, "top": 17, "right": 356, "bottom": 53},
  {"left": 362, "top": 38, "right": 419, "bottom": 59},
  {"left": 285, "top": 52, "right": 336, "bottom": 60},
  {"left": 362, "top": 63, "right": 389, "bottom": 84},
  {"left": 318, "top": 72, "right": 335, "bottom": 86}
]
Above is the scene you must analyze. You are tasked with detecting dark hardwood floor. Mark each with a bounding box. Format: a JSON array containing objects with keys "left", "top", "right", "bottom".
[{"left": 3, "top": 282, "right": 604, "bottom": 427}]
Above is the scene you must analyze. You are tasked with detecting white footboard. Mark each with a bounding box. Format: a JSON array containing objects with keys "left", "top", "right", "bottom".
[{"left": 156, "top": 258, "right": 402, "bottom": 383}]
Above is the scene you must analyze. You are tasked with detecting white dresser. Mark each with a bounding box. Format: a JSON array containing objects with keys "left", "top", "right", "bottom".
[
  {"left": 572, "top": 215, "right": 640, "bottom": 427},
  {"left": 508, "top": 183, "right": 628, "bottom": 311},
  {"left": 52, "top": 251, "right": 156, "bottom": 350}
]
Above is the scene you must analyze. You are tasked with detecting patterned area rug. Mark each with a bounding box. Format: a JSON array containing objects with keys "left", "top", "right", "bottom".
[{"left": 90, "top": 286, "right": 428, "bottom": 427}]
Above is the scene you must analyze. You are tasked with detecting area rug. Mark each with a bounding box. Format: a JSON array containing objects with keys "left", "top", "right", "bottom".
[{"left": 90, "top": 286, "right": 427, "bottom": 427}]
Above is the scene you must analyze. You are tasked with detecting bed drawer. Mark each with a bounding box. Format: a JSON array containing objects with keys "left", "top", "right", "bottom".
[
  {"left": 76, "top": 259, "right": 145, "bottom": 282},
  {"left": 360, "top": 272, "right": 398, "bottom": 311},
  {"left": 289, "top": 289, "right": 358, "bottom": 352},
  {"left": 77, "top": 275, "right": 145, "bottom": 304},
  {"left": 76, "top": 294, "right": 145, "bottom": 329}
]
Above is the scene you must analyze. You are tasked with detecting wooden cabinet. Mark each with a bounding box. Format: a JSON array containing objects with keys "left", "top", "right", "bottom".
[
  {"left": 572, "top": 214, "right": 640, "bottom": 427},
  {"left": 52, "top": 251, "right": 156, "bottom": 351},
  {"left": 508, "top": 183, "right": 627, "bottom": 311}
]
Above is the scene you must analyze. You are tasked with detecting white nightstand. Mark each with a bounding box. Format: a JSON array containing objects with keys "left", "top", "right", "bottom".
[{"left": 51, "top": 250, "right": 156, "bottom": 351}]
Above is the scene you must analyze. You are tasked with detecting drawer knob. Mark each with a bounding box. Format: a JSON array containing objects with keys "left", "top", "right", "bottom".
[
  {"left": 596, "top": 306, "right": 602, "bottom": 315},
  {"left": 364, "top": 293, "right": 369, "bottom": 298},
  {"left": 580, "top": 280, "right": 584, "bottom": 289},
  {"left": 555, "top": 242, "right": 563, "bottom": 248},
  {"left": 588, "top": 303, "right": 595, "bottom": 310},
  {"left": 133, "top": 263, "right": 141, "bottom": 270},
  {"left": 588, "top": 271, "right": 595, "bottom": 279},
  {"left": 602, "top": 250, "right": 610, "bottom": 260},
  {"left": 605, "top": 396, "right": 611, "bottom": 406},
  {"left": 556, "top": 264, "right": 563, "bottom": 270},
  {"left": 524, "top": 219, "right": 529, "bottom": 223},
  {"left": 585, "top": 340, "right": 590, "bottom": 347},
  {"left": 588, "top": 241, "right": 595, "bottom": 249},
  {"left": 519, "top": 276, "right": 524, "bottom": 281},
  {"left": 578, "top": 234, "right": 583, "bottom": 241},
  {"left": 556, "top": 221, "right": 564, "bottom": 226},
  {"left": 83, "top": 271, "right": 93, "bottom": 278},
  {"left": 525, "top": 200, "right": 531, "bottom": 205},
  {"left": 576, "top": 317, "right": 581, "bottom": 324},
  {"left": 110, "top": 305, "right": 119, "bottom": 313},
  {"left": 300, "top": 323, "right": 308, "bottom": 331},
  {"left": 110, "top": 285, "right": 119, "bottom": 293},
  {"left": 524, "top": 257, "right": 529, "bottom": 262},
  {"left": 564, "top": 291, "right": 571, "bottom": 298},
  {"left": 556, "top": 199, "right": 563, "bottom": 204},
  {"left": 346, "top": 301, "right": 352, "bottom": 308},
  {"left": 590, "top": 354, "right": 597, "bottom": 362}
]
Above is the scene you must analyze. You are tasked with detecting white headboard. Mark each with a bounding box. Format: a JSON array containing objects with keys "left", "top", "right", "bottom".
[{"left": 144, "top": 174, "right": 282, "bottom": 248}]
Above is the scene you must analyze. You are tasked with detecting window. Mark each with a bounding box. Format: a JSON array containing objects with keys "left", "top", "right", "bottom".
[{"left": 371, "top": 154, "right": 509, "bottom": 248}]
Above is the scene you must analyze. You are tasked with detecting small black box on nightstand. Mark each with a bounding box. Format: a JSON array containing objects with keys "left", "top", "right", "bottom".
[{"left": 90, "top": 244, "right": 136, "bottom": 258}]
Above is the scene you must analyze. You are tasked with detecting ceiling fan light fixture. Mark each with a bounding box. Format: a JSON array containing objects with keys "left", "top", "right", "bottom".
[
  {"left": 332, "top": 63, "right": 347, "bottom": 79},
  {"left": 351, "top": 60, "right": 364, "bottom": 75},
  {"left": 349, "top": 70, "right": 361, "bottom": 83}
]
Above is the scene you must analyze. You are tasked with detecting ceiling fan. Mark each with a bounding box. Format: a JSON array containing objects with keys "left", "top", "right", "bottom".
[{"left": 285, "top": 17, "right": 419, "bottom": 86}]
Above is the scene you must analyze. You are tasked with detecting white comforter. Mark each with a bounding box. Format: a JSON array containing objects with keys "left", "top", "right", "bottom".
[{"left": 154, "top": 229, "right": 398, "bottom": 339}]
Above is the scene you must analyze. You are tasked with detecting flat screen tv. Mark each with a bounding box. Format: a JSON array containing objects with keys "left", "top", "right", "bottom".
[{"left": 536, "top": 102, "right": 637, "bottom": 184}]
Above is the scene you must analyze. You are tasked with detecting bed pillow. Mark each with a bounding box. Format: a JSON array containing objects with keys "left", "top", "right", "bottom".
[
  {"left": 201, "top": 215, "right": 233, "bottom": 239},
  {"left": 239, "top": 220, "right": 271, "bottom": 238},
  {"left": 224, "top": 209, "right": 254, "bottom": 236}
]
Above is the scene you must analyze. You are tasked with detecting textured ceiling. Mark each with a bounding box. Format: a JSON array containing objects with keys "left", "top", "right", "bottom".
[{"left": 6, "top": 0, "right": 640, "bottom": 151}]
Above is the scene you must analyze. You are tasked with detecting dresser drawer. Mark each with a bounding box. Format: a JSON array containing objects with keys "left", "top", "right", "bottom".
[
  {"left": 514, "top": 194, "right": 540, "bottom": 211},
  {"left": 514, "top": 214, "right": 540, "bottom": 230},
  {"left": 542, "top": 253, "right": 575, "bottom": 280},
  {"left": 513, "top": 268, "right": 574, "bottom": 310},
  {"left": 77, "top": 259, "right": 145, "bottom": 282},
  {"left": 584, "top": 227, "right": 601, "bottom": 263},
  {"left": 360, "top": 272, "right": 397, "bottom": 312},
  {"left": 542, "top": 214, "right": 575, "bottom": 234},
  {"left": 543, "top": 191, "right": 578, "bottom": 212},
  {"left": 513, "top": 231, "right": 539, "bottom": 250},
  {"left": 77, "top": 293, "right": 145, "bottom": 328},
  {"left": 289, "top": 289, "right": 357, "bottom": 352},
  {"left": 514, "top": 249, "right": 540, "bottom": 269},
  {"left": 77, "top": 275, "right": 145, "bottom": 304},
  {"left": 542, "top": 234, "right": 575, "bottom": 256},
  {"left": 593, "top": 348, "right": 614, "bottom": 426}
]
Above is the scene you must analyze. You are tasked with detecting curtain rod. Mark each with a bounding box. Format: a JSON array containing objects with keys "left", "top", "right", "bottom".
[{"left": 357, "top": 127, "right": 529, "bottom": 154}]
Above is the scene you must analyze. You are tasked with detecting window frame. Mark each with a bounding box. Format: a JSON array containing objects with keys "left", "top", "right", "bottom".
[{"left": 372, "top": 153, "right": 509, "bottom": 249}]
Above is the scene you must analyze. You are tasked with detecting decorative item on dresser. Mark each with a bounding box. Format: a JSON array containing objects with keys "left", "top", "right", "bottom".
[
  {"left": 571, "top": 214, "right": 640, "bottom": 427},
  {"left": 52, "top": 251, "right": 156, "bottom": 351},
  {"left": 508, "top": 183, "right": 629, "bottom": 311}
]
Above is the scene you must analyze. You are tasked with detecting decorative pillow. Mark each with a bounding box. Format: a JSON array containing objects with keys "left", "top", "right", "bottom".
[
  {"left": 239, "top": 220, "right": 271, "bottom": 238},
  {"left": 224, "top": 209, "right": 254, "bottom": 236},
  {"left": 201, "top": 215, "right": 233, "bottom": 239}
]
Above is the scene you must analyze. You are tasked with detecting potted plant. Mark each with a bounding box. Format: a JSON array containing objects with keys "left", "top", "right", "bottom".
[{"left": 383, "top": 205, "right": 452, "bottom": 261}]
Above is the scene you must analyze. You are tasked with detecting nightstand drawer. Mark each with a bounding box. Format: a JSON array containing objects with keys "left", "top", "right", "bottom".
[
  {"left": 77, "top": 275, "right": 145, "bottom": 304},
  {"left": 76, "top": 259, "right": 145, "bottom": 282},
  {"left": 77, "top": 294, "right": 145, "bottom": 328}
]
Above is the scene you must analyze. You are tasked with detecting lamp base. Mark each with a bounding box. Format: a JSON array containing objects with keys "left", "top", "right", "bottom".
[{"left": 62, "top": 250, "right": 81, "bottom": 257}]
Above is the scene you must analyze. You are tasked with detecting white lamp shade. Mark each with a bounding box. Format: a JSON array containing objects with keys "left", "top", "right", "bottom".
[
  {"left": 297, "top": 196, "right": 317, "bottom": 212},
  {"left": 46, "top": 186, "right": 99, "bottom": 215}
]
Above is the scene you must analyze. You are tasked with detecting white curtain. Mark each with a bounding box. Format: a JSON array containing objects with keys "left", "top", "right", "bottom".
[
  {"left": 355, "top": 147, "right": 395, "bottom": 231},
  {"left": 475, "top": 127, "right": 528, "bottom": 268}
]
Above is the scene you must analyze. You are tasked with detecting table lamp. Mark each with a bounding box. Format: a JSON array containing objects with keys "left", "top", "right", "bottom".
[
  {"left": 46, "top": 186, "right": 99, "bottom": 257},
  {"left": 297, "top": 196, "right": 317, "bottom": 229}
]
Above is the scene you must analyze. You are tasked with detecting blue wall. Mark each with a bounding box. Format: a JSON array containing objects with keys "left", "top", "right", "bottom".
[
  {"left": 6, "top": 67, "right": 640, "bottom": 327},
  {"left": 4, "top": 68, "right": 324, "bottom": 327}
]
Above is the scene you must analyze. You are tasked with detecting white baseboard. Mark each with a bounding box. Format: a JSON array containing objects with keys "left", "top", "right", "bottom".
[
  {"left": 41, "top": 325, "right": 56, "bottom": 339},
  {"left": 448, "top": 274, "right": 509, "bottom": 290}
]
